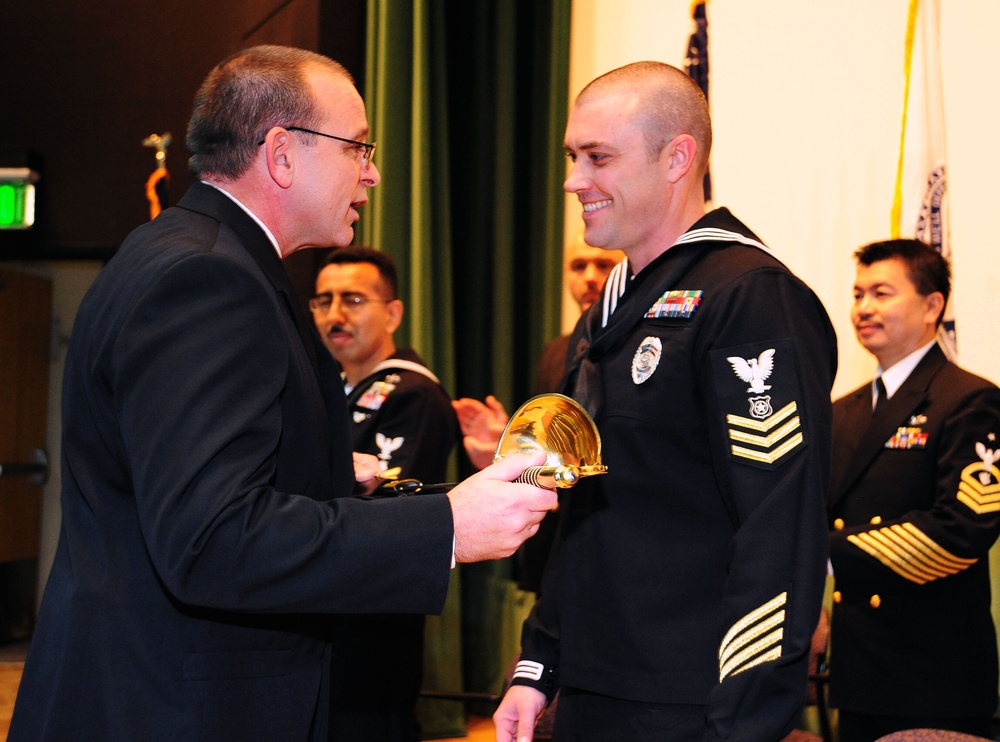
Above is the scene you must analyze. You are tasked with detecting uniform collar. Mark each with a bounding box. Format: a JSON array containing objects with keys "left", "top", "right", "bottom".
[
  {"left": 200, "top": 180, "right": 283, "bottom": 257},
  {"left": 877, "top": 339, "right": 938, "bottom": 400}
]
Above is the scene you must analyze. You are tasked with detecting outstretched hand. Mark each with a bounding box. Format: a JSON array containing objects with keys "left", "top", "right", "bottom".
[
  {"left": 352, "top": 452, "right": 384, "bottom": 496},
  {"left": 452, "top": 394, "right": 510, "bottom": 470},
  {"left": 447, "top": 451, "right": 557, "bottom": 563}
]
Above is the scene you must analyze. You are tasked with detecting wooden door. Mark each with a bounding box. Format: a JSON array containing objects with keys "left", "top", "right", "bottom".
[{"left": 0, "top": 268, "right": 52, "bottom": 641}]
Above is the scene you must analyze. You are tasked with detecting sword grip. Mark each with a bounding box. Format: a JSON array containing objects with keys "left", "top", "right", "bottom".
[{"left": 513, "top": 465, "right": 579, "bottom": 490}]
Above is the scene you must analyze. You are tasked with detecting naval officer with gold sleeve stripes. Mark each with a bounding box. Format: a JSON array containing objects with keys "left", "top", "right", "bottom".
[{"left": 828, "top": 238, "right": 1000, "bottom": 741}]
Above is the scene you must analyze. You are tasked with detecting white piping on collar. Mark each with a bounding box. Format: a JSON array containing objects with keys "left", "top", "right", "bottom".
[
  {"left": 599, "top": 228, "right": 774, "bottom": 328},
  {"left": 367, "top": 358, "right": 441, "bottom": 385}
]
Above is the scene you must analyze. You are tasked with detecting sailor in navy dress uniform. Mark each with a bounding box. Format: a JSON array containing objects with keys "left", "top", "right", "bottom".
[
  {"left": 496, "top": 60, "right": 837, "bottom": 742},
  {"left": 312, "top": 246, "right": 459, "bottom": 741}
]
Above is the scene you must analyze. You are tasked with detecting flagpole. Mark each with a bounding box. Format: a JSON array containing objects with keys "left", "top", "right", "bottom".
[{"left": 890, "top": 0, "right": 919, "bottom": 238}]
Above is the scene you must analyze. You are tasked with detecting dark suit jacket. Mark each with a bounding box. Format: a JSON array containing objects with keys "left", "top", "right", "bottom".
[
  {"left": 9, "top": 183, "right": 455, "bottom": 742},
  {"left": 828, "top": 342, "right": 1000, "bottom": 717}
]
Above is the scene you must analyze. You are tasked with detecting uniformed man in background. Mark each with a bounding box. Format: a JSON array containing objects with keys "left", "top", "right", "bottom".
[
  {"left": 828, "top": 238, "right": 1000, "bottom": 741},
  {"left": 312, "top": 245, "right": 459, "bottom": 741}
]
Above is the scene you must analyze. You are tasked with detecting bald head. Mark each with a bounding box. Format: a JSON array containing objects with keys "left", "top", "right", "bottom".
[{"left": 577, "top": 61, "right": 712, "bottom": 177}]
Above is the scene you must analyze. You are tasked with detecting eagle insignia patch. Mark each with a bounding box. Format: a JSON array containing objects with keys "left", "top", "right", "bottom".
[
  {"left": 375, "top": 432, "right": 404, "bottom": 469},
  {"left": 956, "top": 438, "right": 1000, "bottom": 514},
  {"left": 727, "top": 349, "right": 775, "bottom": 393},
  {"left": 712, "top": 340, "right": 806, "bottom": 470}
]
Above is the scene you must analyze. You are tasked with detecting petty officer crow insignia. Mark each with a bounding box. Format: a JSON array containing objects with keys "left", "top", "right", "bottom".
[{"left": 712, "top": 338, "right": 807, "bottom": 470}]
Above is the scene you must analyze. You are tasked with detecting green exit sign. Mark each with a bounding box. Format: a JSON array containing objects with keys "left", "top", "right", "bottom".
[{"left": 0, "top": 168, "right": 38, "bottom": 229}]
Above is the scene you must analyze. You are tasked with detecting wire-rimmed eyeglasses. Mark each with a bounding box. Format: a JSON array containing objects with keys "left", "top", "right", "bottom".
[
  {"left": 257, "top": 126, "right": 376, "bottom": 168},
  {"left": 309, "top": 292, "right": 391, "bottom": 315}
]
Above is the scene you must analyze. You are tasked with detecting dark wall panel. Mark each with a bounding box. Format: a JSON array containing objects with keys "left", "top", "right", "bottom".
[{"left": 0, "top": 0, "right": 363, "bottom": 259}]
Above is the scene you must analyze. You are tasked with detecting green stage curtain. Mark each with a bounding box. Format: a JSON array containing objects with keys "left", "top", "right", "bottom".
[{"left": 360, "top": 0, "right": 570, "bottom": 735}]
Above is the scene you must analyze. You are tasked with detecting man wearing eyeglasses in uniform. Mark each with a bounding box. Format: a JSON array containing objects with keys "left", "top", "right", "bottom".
[
  {"left": 8, "top": 45, "right": 556, "bottom": 742},
  {"left": 312, "top": 245, "right": 459, "bottom": 742}
]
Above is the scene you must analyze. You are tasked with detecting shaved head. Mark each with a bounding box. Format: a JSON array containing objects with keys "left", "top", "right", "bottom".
[{"left": 577, "top": 61, "right": 712, "bottom": 175}]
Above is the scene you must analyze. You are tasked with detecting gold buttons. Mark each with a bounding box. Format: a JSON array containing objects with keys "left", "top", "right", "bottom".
[
  {"left": 870, "top": 516, "right": 882, "bottom": 525},
  {"left": 833, "top": 518, "right": 845, "bottom": 531},
  {"left": 870, "top": 594, "right": 881, "bottom": 608},
  {"left": 833, "top": 591, "right": 842, "bottom": 603}
]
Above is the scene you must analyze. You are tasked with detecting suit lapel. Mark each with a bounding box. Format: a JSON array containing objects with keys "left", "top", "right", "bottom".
[
  {"left": 829, "top": 388, "right": 872, "bottom": 508},
  {"left": 833, "top": 344, "right": 948, "bottom": 501}
]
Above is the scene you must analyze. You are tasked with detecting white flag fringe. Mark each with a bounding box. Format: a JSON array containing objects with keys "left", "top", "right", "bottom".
[{"left": 891, "top": 0, "right": 956, "bottom": 359}]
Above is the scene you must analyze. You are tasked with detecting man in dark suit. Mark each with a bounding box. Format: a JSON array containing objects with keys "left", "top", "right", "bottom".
[
  {"left": 828, "top": 238, "right": 1000, "bottom": 741},
  {"left": 8, "top": 45, "right": 555, "bottom": 742}
]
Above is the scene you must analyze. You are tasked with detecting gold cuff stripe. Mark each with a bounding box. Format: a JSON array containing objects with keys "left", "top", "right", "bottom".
[
  {"left": 718, "top": 593, "right": 786, "bottom": 682},
  {"left": 728, "top": 417, "right": 801, "bottom": 447},
  {"left": 898, "top": 522, "right": 978, "bottom": 569},
  {"left": 861, "top": 530, "right": 949, "bottom": 582},
  {"left": 731, "top": 432, "right": 803, "bottom": 464},
  {"left": 727, "top": 401, "right": 798, "bottom": 432},
  {"left": 864, "top": 526, "right": 965, "bottom": 579},
  {"left": 720, "top": 634, "right": 783, "bottom": 682},
  {"left": 847, "top": 523, "right": 977, "bottom": 585},
  {"left": 846, "top": 534, "right": 927, "bottom": 584}
]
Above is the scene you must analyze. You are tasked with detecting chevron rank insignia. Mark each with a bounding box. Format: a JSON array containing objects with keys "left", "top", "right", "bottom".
[
  {"left": 955, "top": 438, "right": 1000, "bottom": 514},
  {"left": 712, "top": 339, "right": 806, "bottom": 470}
]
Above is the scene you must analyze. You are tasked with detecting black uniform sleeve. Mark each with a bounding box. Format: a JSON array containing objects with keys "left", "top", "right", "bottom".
[
  {"left": 830, "top": 385, "right": 1000, "bottom": 598},
  {"left": 697, "top": 268, "right": 836, "bottom": 741}
]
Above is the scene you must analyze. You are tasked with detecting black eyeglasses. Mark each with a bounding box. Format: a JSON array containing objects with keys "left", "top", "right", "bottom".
[
  {"left": 309, "top": 292, "right": 391, "bottom": 315},
  {"left": 257, "top": 126, "right": 376, "bottom": 167}
]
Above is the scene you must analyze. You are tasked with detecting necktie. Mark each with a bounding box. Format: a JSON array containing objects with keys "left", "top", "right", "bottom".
[{"left": 872, "top": 376, "right": 887, "bottom": 415}]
